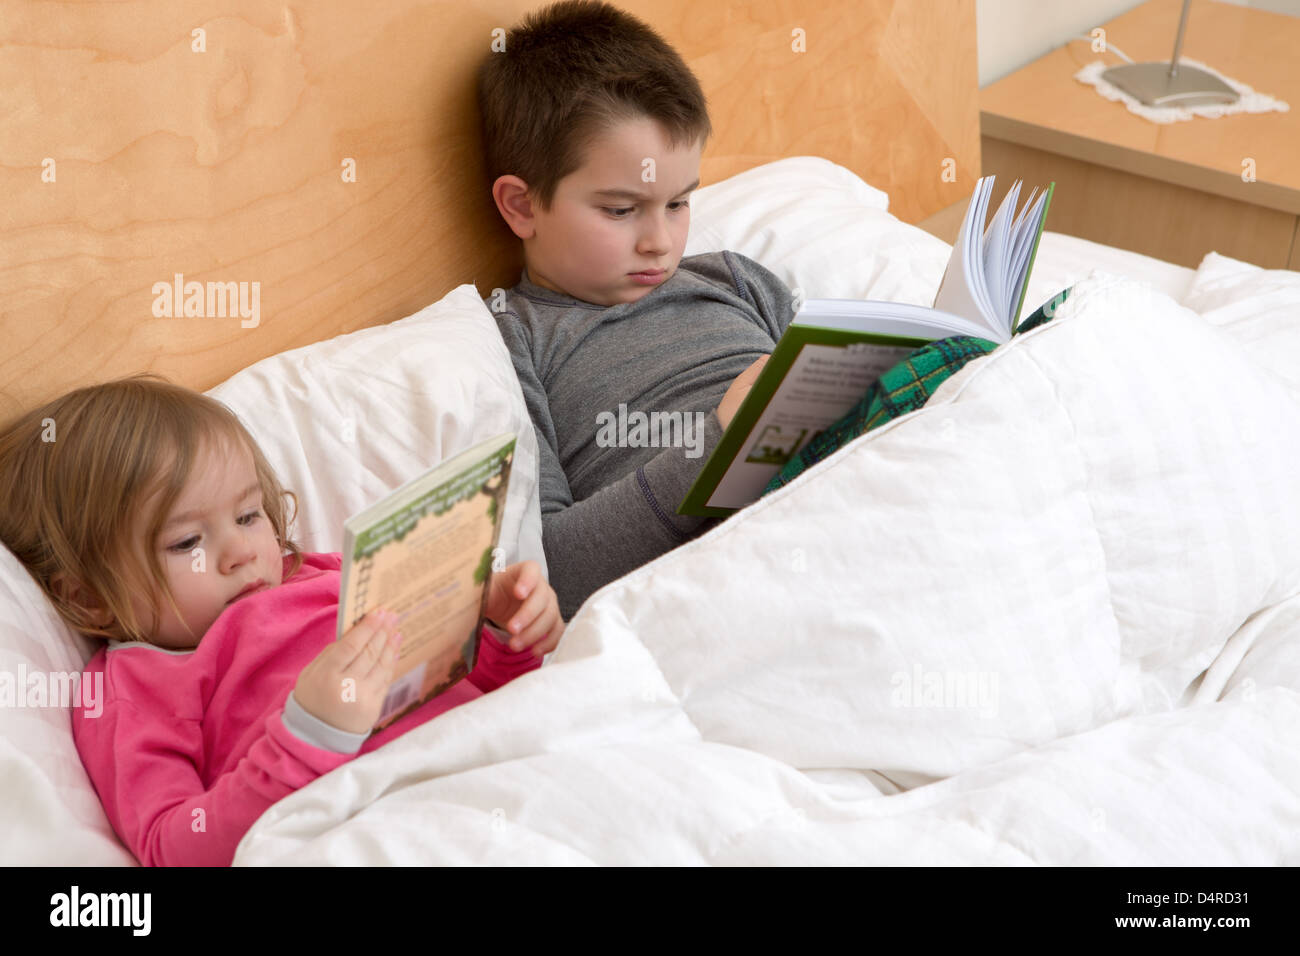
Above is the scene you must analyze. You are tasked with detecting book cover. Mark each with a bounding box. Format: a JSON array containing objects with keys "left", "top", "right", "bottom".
[
  {"left": 336, "top": 432, "right": 515, "bottom": 731},
  {"left": 678, "top": 175, "right": 1053, "bottom": 517}
]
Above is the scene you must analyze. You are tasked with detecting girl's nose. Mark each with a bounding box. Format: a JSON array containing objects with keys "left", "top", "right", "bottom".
[{"left": 219, "top": 530, "right": 258, "bottom": 574}]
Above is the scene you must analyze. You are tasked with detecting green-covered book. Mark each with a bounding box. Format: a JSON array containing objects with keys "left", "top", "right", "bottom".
[
  {"left": 679, "top": 175, "right": 1053, "bottom": 517},
  {"left": 336, "top": 432, "right": 515, "bottom": 731}
]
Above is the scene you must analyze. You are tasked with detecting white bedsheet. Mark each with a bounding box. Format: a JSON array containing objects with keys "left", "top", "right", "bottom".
[
  {"left": 235, "top": 270, "right": 1300, "bottom": 865},
  {"left": 1027, "top": 232, "right": 1196, "bottom": 311}
]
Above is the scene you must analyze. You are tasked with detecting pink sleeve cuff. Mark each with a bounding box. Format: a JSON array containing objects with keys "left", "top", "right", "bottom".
[{"left": 466, "top": 622, "right": 544, "bottom": 693}]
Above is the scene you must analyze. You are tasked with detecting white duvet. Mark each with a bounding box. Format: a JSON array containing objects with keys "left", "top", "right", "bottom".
[{"left": 234, "top": 269, "right": 1300, "bottom": 866}]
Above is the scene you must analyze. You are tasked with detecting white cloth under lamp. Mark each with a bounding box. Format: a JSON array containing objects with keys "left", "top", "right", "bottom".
[{"left": 1100, "top": 0, "right": 1238, "bottom": 107}]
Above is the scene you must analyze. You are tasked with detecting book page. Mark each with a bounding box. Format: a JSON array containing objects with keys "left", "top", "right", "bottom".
[
  {"left": 932, "top": 177, "right": 995, "bottom": 334},
  {"left": 982, "top": 179, "right": 1021, "bottom": 325},
  {"left": 705, "top": 342, "right": 910, "bottom": 510},
  {"left": 1008, "top": 187, "right": 1050, "bottom": 330},
  {"left": 360, "top": 492, "right": 495, "bottom": 729},
  {"left": 337, "top": 438, "right": 512, "bottom": 730}
]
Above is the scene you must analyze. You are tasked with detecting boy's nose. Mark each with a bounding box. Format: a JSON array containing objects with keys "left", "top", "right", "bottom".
[{"left": 637, "top": 213, "right": 672, "bottom": 254}]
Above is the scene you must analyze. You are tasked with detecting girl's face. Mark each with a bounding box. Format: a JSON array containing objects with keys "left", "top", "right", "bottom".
[{"left": 129, "top": 435, "right": 284, "bottom": 649}]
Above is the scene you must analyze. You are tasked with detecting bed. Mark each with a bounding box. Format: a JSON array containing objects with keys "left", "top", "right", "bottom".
[{"left": 3, "top": 0, "right": 1299, "bottom": 866}]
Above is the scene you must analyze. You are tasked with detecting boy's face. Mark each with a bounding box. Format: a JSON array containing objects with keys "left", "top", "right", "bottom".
[
  {"left": 522, "top": 115, "right": 702, "bottom": 307},
  {"left": 128, "top": 436, "right": 284, "bottom": 649}
]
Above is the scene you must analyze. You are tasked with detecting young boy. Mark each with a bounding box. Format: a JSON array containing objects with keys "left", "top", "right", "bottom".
[
  {"left": 478, "top": 0, "right": 795, "bottom": 619},
  {"left": 477, "top": 1, "right": 1023, "bottom": 620}
]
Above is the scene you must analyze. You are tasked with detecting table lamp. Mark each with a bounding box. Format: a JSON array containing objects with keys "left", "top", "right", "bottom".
[{"left": 1101, "top": 0, "right": 1239, "bottom": 107}]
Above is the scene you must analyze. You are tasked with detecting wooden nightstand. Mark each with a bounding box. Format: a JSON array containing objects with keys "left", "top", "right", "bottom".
[{"left": 972, "top": 0, "right": 1299, "bottom": 270}]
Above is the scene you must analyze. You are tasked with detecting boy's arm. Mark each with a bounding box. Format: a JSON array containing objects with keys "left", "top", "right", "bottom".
[
  {"left": 709, "top": 251, "right": 799, "bottom": 341},
  {"left": 494, "top": 316, "right": 725, "bottom": 620},
  {"left": 537, "top": 410, "right": 725, "bottom": 618},
  {"left": 491, "top": 314, "right": 578, "bottom": 518}
]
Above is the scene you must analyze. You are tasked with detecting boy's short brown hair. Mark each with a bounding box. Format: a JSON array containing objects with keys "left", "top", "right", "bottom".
[{"left": 477, "top": 0, "right": 712, "bottom": 211}]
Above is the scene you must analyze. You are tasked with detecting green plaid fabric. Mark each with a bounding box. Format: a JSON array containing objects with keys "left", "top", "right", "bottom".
[{"left": 760, "top": 286, "right": 1072, "bottom": 497}]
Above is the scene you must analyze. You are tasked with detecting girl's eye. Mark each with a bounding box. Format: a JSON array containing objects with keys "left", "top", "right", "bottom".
[
  {"left": 165, "top": 511, "right": 261, "bottom": 553},
  {"left": 670, "top": 200, "right": 690, "bottom": 211}
]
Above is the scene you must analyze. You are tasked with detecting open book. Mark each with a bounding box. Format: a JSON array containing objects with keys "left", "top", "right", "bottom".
[
  {"left": 336, "top": 432, "right": 515, "bottom": 731},
  {"left": 678, "top": 175, "right": 1054, "bottom": 517}
]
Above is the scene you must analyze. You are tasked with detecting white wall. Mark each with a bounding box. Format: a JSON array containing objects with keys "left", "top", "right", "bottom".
[
  {"left": 977, "top": 0, "right": 1300, "bottom": 88},
  {"left": 1217, "top": 0, "right": 1300, "bottom": 17}
]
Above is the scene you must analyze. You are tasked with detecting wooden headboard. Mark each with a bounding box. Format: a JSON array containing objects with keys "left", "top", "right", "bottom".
[{"left": 0, "top": 0, "right": 978, "bottom": 418}]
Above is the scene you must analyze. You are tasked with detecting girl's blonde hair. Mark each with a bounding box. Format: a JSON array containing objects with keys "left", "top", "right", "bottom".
[{"left": 0, "top": 373, "right": 304, "bottom": 644}]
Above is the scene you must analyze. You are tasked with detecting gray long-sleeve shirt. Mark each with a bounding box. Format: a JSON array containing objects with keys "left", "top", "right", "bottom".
[{"left": 488, "top": 251, "right": 796, "bottom": 619}]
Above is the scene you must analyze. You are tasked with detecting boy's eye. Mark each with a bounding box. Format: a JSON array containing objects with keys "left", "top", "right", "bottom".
[{"left": 601, "top": 200, "right": 690, "bottom": 218}]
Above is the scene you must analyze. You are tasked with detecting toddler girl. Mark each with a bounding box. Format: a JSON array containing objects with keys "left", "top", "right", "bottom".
[{"left": 0, "top": 373, "right": 565, "bottom": 866}]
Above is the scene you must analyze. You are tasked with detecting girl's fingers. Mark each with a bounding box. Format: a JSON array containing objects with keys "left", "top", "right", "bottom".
[
  {"left": 501, "top": 587, "right": 551, "bottom": 648},
  {"left": 516, "top": 604, "right": 566, "bottom": 655},
  {"left": 512, "top": 560, "right": 539, "bottom": 598},
  {"left": 533, "top": 625, "right": 563, "bottom": 656},
  {"left": 486, "top": 565, "right": 520, "bottom": 624},
  {"left": 338, "top": 610, "right": 398, "bottom": 670},
  {"left": 362, "top": 625, "right": 403, "bottom": 681}
]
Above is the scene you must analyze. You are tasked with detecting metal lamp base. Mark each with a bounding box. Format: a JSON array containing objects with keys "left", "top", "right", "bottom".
[{"left": 1100, "top": 62, "right": 1240, "bottom": 108}]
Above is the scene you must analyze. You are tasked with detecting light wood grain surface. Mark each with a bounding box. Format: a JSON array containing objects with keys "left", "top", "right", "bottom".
[
  {"left": 981, "top": 0, "right": 1300, "bottom": 213},
  {"left": 982, "top": 136, "right": 1297, "bottom": 269},
  {"left": 0, "top": 0, "right": 979, "bottom": 419}
]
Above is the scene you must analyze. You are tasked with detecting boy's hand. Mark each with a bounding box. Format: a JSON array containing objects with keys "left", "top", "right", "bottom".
[
  {"left": 716, "top": 355, "right": 770, "bottom": 430},
  {"left": 484, "top": 560, "right": 565, "bottom": 657}
]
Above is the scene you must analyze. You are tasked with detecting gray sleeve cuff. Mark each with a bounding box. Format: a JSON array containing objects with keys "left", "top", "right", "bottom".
[{"left": 281, "top": 691, "right": 371, "bottom": 755}]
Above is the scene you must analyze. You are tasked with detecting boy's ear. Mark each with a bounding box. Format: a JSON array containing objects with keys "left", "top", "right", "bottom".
[
  {"left": 50, "top": 571, "right": 114, "bottom": 628},
  {"left": 491, "top": 175, "right": 539, "bottom": 240}
]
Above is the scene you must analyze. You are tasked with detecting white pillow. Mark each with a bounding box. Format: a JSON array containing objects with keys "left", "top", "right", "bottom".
[
  {"left": 207, "top": 283, "right": 545, "bottom": 572},
  {"left": 0, "top": 283, "right": 543, "bottom": 865},
  {"left": 1180, "top": 251, "right": 1300, "bottom": 397},
  {"left": 0, "top": 549, "right": 136, "bottom": 865},
  {"left": 686, "top": 155, "right": 953, "bottom": 304}
]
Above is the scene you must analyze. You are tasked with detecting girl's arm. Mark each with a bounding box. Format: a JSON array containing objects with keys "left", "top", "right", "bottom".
[
  {"left": 73, "top": 694, "right": 353, "bottom": 867},
  {"left": 466, "top": 621, "right": 544, "bottom": 694}
]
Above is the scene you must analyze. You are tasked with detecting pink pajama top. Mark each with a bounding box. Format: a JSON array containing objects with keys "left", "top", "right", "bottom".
[{"left": 71, "top": 552, "right": 542, "bottom": 866}]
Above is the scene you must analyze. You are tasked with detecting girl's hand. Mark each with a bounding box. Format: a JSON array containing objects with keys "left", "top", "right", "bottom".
[
  {"left": 292, "top": 609, "right": 402, "bottom": 734},
  {"left": 484, "top": 560, "right": 565, "bottom": 657}
]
